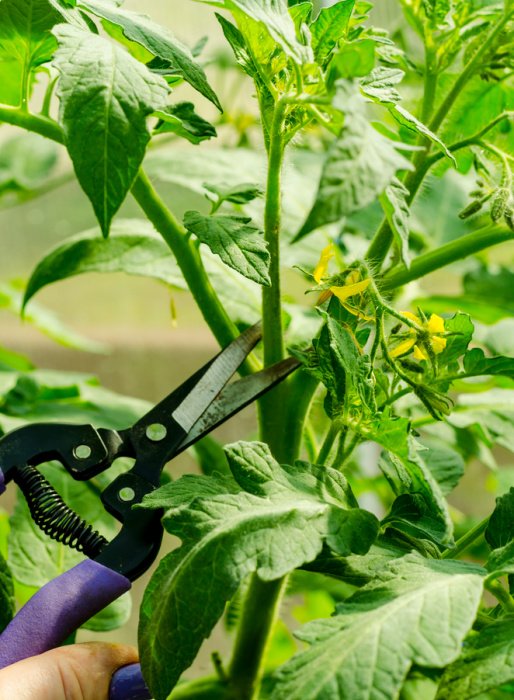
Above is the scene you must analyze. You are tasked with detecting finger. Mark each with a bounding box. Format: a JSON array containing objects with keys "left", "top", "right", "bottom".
[{"left": 0, "top": 642, "right": 139, "bottom": 700}]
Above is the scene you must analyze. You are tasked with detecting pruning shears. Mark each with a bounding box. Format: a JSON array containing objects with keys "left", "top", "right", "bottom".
[{"left": 0, "top": 323, "right": 299, "bottom": 699}]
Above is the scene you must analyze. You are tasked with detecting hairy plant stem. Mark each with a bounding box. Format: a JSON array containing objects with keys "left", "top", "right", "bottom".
[
  {"left": 366, "top": 11, "right": 513, "bottom": 268},
  {"left": 131, "top": 171, "right": 258, "bottom": 374},
  {"left": 381, "top": 224, "right": 514, "bottom": 291},
  {"left": 258, "top": 98, "right": 288, "bottom": 459},
  {"left": 441, "top": 516, "right": 490, "bottom": 559}
]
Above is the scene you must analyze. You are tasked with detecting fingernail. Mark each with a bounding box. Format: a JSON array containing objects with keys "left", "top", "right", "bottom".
[{"left": 110, "top": 663, "right": 152, "bottom": 700}]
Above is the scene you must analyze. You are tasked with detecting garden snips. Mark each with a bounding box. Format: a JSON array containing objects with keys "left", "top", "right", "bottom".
[{"left": 0, "top": 322, "right": 299, "bottom": 700}]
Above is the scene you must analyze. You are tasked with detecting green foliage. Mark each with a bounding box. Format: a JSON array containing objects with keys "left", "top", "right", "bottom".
[
  {"left": 3, "top": 0, "right": 514, "bottom": 697},
  {"left": 52, "top": 24, "right": 170, "bottom": 236},
  {"left": 271, "top": 555, "right": 485, "bottom": 700},
  {"left": 137, "top": 441, "right": 379, "bottom": 699},
  {"left": 183, "top": 211, "right": 271, "bottom": 285}
]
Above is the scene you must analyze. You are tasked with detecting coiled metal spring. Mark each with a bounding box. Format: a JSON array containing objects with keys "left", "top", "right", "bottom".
[{"left": 13, "top": 464, "right": 108, "bottom": 559}]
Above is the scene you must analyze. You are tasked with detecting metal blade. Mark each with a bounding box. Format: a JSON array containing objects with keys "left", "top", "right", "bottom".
[
  {"left": 172, "top": 356, "right": 301, "bottom": 455},
  {"left": 171, "top": 321, "right": 263, "bottom": 432}
]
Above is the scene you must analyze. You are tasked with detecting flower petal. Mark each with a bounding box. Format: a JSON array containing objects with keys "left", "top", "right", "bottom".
[
  {"left": 345, "top": 270, "right": 360, "bottom": 286},
  {"left": 427, "top": 314, "right": 445, "bottom": 334},
  {"left": 331, "top": 278, "right": 370, "bottom": 301},
  {"left": 401, "top": 311, "right": 422, "bottom": 327},
  {"left": 431, "top": 336, "right": 447, "bottom": 354},
  {"left": 413, "top": 344, "right": 429, "bottom": 361},
  {"left": 390, "top": 337, "right": 416, "bottom": 357},
  {"left": 341, "top": 302, "right": 374, "bottom": 322},
  {"left": 313, "top": 244, "right": 335, "bottom": 284},
  {"left": 316, "top": 289, "right": 333, "bottom": 305}
]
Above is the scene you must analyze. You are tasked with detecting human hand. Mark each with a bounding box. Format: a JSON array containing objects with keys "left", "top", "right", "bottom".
[{"left": 0, "top": 642, "right": 139, "bottom": 700}]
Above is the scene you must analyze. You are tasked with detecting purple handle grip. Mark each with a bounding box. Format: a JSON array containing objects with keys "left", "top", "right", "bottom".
[
  {"left": 0, "top": 467, "right": 6, "bottom": 496},
  {"left": 0, "top": 559, "right": 150, "bottom": 699},
  {"left": 0, "top": 559, "right": 131, "bottom": 667}
]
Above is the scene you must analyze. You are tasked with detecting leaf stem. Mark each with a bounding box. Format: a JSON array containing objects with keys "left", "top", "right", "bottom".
[
  {"left": 227, "top": 574, "right": 288, "bottom": 700},
  {"left": 485, "top": 577, "right": 514, "bottom": 613},
  {"left": 441, "top": 516, "right": 490, "bottom": 559},
  {"left": 317, "top": 421, "right": 341, "bottom": 465},
  {"left": 381, "top": 224, "right": 514, "bottom": 291}
]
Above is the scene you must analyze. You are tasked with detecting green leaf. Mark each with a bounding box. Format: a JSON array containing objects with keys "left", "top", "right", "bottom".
[
  {"left": 138, "top": 441, "right": 379, "bottom": 700},
  {"left": 486, "top": 488, "right": 514, "bottom": 550},
  {"left": 330, "top": 39, "right": 375, "bottom": 79},
  {"left": 0, "top": 346, "right": 34, "bottom": 372},
  {"left": 391, "top": 105, "right": 456, "bottom": 166},
  {"left": 208, "top": 0, "right": 313, "bottom": 64},
  {"left": 438, "top": 312, "right": 475, "bottom": 365},
  {"left": 1, "top": 281, "right": 108, "bottom": 354},
  {"left": 24, "top": 219, "right": 186, "bottom": 310},
  {"left": 486, "top": 539, "right": 514, "bottom": 576},
  {"left": 215, "top": 12, "right": 256, "bottom": 77},
  {"left": 379, "top": 176, "right": 411, "bottom": 268},
  {"left": 8, "top": 462, "right": 131, "bottom": 631},
  {"left": 289, "top": 2, "right": 312, "bottom": 30},
  {"left": 423, "top": 0, "right": 451, "bottom": 25},
  {"left": 446, "top": 389, "right": 514, "bottom": 455},
  {"left": 372, "top": 410, "right": 453, "bottom": 545},
  {"left": 382, "top": 493, "right": 451, "bottom": 544},
  {"left": 52, "top": 24, "right": 169, "bottom": 236},
  {"left": 419, "top": 439, "right": 465, "bottom": 496},
  {"left": 297, "top": 102, "right": 413, "bottom": 239},
  {"left": 78, "top": 0, "right": 221, "bottom": 110},
  {"left": 152, "top": 102, "right": 217, "bottom": 144},
  {"left": 270, "top": 554, "right": 485, "bottom": 700},
  {"left": 436, "top": 615, "right": 514, "bottom": 700},
  {"left": 204, "top": 182, "right": 264, "bottom": 206},
  {"left": 359, "top": 66, "right": 404, "bottom": 105},
  {"left": 0, "top": 0, "right": 61, "bottom": 101},
  {"left": 462, "top": 348, "right": 514, "bottom": 381},
  {"left": 310, "top": 0, "right": 355, "bottom": 63},
  {"left": 0, "top": 553, "right": 15, "bottom": 634},
  {"left": 192, "top": 435, "right": 231, "bottom": 477},
  {"left": 0, "top": 368, "right": 150, "bottom": 433},
  {"left": 0, "top": 132, "right": 59, "bottom": 195},
  {"left": 183, "top": 211, "right": 271, "bottom": 286}
]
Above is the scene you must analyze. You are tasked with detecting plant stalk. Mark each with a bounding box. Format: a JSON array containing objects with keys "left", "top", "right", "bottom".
[
  {"left": 381, "top": 224, "right": 514, "bottom": 291},
  {"left": 258, "top": 98, "right": 289, "bottom": 459},
  {"left": 131, "top": 171, "right": 258, "bottom": 373},
  {"left": 442, "top": 516, "right": 490, "bottom": 559},
  {"left": 227, "top": 575, "right": 288, "bottom": 700}
]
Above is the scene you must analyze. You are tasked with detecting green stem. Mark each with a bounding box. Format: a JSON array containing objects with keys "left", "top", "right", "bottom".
[
  {"left": 132, "top": 171, "right": 258, "bottom": 373},
  {"left": 366, "top": 12, "right": 513, "bottom": 268},
  {"left": 428, "top": 11, "right": 513, "bottom": 136},
  {"left": 485, "top": 577, "right": 514, "bottom": 613},
  {"left": 227, "top": 575, "right": 288, "bottom": 700},
  {"left": 258, "top": 98, "right": 288, "bottom": 457},
  {"left": 317, "top": 421, "right": 341, "bottom": 465},
  {"left": 0, "top": 107, "right": 252, "bottom": 371},
  {"left": 381, "top": 224, "right": 514, "bottom": 291},
  {"left": 442, "top": 516, "right": 490, "bottom": 559},
  {"left": 0, "top": 104, "right": 64, "bottom": 144}
]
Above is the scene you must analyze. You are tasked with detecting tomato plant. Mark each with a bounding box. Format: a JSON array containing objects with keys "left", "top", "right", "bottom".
[{"left": 3, "top": 0, "right": 514, "bottom": 698}]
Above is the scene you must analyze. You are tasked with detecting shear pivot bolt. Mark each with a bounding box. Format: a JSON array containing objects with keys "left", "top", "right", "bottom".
[
  {"left": 74, "top": 445, "right": 92, "bottom": 459},
  {"left": 146, "top": 423, "right": 167, "bottom": 441},
  {"left": 119, "top": 487, "right": 136, "bottom": 503}
]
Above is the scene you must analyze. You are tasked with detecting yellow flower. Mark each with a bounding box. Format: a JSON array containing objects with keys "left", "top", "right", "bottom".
[
  {"left": 390, "top": 312, "right": 447, "bottom": 360},
  {"left": 313, "top": 245, "right": 372, "bottom": 318},
  {"left": 314, "top": 244, "right": 335, "bottom": 284}
]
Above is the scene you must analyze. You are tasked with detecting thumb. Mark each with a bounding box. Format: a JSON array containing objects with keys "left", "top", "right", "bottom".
[{"left": 0, "top": 642, "right": 139, "bottom": 700}]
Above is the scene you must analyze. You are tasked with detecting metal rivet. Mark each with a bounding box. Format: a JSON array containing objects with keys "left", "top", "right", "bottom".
[
  {"left": 74, "top": 445, "right": 92, "bottom": 460},
  {"left": 146, "top": 423, "right": 167, "bottom": 442},
  {"left": 118, "top": 487, "right": 136, "bottom": 503}
]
